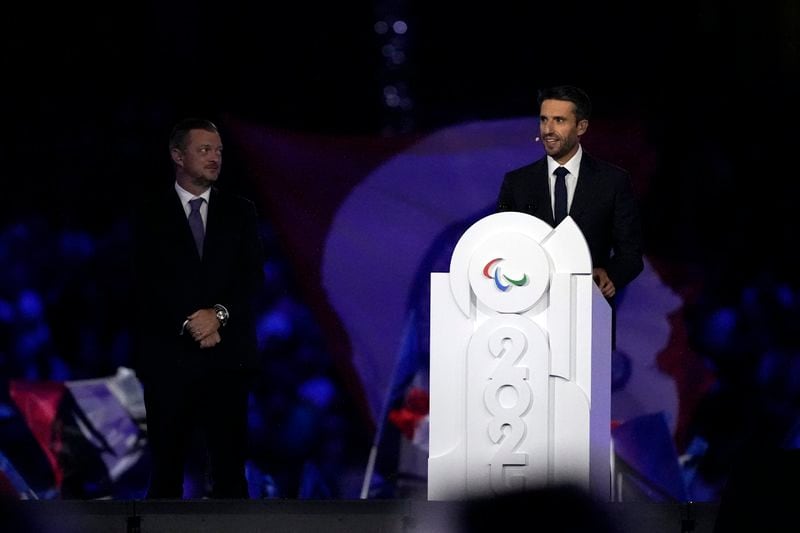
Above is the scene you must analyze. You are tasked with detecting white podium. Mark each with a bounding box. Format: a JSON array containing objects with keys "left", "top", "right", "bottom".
[{"left": 428, "top": 212, "right": 612, "bottom": 501}]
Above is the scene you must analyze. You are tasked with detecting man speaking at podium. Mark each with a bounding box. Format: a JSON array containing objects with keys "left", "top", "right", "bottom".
[{"left": 497, "top": 85, "right": 643, "bottom": 299}]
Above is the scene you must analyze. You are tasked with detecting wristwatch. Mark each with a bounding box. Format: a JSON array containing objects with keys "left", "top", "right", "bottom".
[{"left": 213, "top": 304, "right": 229, "bottom": 327}]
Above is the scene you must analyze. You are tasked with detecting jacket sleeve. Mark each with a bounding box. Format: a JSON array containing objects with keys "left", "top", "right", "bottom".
[
  {"left": 496, "top": 172, "right": 516, "bottom": 212},
  {"left": 219, "top": 199, "right": 265, "bottom": 332},
  {"left": 605, "top": 172, "right": 644, "bottom": 289}
]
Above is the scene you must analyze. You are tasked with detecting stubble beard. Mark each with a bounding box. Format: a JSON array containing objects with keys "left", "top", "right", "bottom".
[
  {"left": 545, "top": 136, "right": 576, "bottom": 162},
  {"left": 192, "top": 169, "right": 219, "bottom": 190}
]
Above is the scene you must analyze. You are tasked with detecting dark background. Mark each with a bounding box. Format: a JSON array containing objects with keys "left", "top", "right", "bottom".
[
  {"left": 2, "top": 1, "right": 800, "bottom": 499},
  {"left": 5, "top": 2, "right": 800, "bottom": 264}
]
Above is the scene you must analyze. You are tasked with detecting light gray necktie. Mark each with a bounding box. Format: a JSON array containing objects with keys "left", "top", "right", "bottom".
[{"left": 188, "top": 197, "right": 205, "bottom": 257}]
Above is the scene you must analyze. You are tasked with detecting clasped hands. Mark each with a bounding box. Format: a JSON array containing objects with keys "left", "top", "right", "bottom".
[{"left": 184, "top": 308, "right": 221, "bottom": 348}]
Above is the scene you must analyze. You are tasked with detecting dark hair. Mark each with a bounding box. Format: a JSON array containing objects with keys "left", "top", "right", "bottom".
[
  {"left": 169, "top": 118, "right": 219, "bottom": 152},
  {"left": 537, "top": 85, "right": 592, "bottom": 123}
]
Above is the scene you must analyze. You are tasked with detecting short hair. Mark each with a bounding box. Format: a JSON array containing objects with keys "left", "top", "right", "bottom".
[
  {"left": 537, "top": 85, "right": 592, "bottom": 123},
  {"left": 169, "top": 118, "right": 219, "bottom": 152}
]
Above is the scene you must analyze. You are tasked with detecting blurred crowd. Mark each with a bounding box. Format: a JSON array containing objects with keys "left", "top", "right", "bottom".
[{"left": 0, "top": 215, "right": 369, "bottom": 499}]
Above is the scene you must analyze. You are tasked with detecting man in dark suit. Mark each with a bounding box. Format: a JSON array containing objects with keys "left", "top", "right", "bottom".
[
  {"left": 133, "top": 118, "right": 264, "bottom": 498},
  {"left": 497, "top": 85, "right": 643, "bottom": 297}
]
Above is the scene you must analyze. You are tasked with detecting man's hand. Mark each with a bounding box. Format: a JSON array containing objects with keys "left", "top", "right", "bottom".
[
  {"left": 592, "top": 267, "right": 616, "bottom": 298},
  {"left": 199, "top": 330, "right": 221, "bottom": 349},
  {"left": 185, "top": 308, "right": 221, "bottom": 342}
]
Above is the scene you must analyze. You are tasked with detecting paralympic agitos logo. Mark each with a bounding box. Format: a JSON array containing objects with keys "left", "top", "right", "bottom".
[{"left": 482, "top": 258, "right": 529, "bottom": 292}]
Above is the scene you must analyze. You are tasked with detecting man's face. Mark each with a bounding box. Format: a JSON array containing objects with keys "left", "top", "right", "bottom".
[
  {"left": 538, "top": 99, "right": 587, "bottom": 164},
  {"left": 172, "top": 129, "right": 222, "bottom": 189}
]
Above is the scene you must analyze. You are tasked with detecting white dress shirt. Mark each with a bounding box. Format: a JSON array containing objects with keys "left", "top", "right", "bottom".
[
  {"left": 175, "top": 182, "right": 211, "bottom": 229},
  {"left": 546, "top": 145, "right": 583, "bottom": 218}
]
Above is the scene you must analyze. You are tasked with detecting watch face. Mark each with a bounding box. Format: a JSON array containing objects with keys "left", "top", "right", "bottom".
[{"left": 214, "top": 305, "right": 228, "bottom": 325}]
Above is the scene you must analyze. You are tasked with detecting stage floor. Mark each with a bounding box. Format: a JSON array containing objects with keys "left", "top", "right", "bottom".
[{"left": 3, "top": 499, "right": 720, "bottom": 533}]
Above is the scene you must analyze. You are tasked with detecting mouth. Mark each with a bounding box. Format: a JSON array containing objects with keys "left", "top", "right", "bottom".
[{"left": 542, "top": 136, "right": 562, "bottom": 151}]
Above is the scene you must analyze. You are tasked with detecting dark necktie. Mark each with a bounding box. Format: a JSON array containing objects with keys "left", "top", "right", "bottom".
[
  {"left": 553, "top": 166, "right": 569, "bottom": 225},
  {"left": 188, "top": 197, "right": 205, "bottom": 257}
]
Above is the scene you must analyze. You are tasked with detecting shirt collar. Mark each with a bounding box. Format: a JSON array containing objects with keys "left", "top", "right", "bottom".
[
  {"left": 174, "top": 182, "right": 211, "bottom": 205},
  {"left": 547, "top": 144, "right": 583, "bottom": 178}
]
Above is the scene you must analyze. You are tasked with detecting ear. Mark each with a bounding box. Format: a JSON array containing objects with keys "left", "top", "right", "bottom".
[
  {"left": 576, "top": 119, "right": 589, "bottom": 136},
  {"left": 170, "top": 148, "right": 184, "bottom": 166}
]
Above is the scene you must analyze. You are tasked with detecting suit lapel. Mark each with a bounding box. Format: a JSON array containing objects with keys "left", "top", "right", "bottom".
[
  {"left": 203, "top": 188, "right": 224, "bottom": 261},
  {"left": 531, "top": 161, "right": 555, "bottom": 225},
  {"left": 569, "top": 153, "right": 596, "bottom": 219},
  {"left": 167, "top": 188, "right": 203, "bottom": 262}
]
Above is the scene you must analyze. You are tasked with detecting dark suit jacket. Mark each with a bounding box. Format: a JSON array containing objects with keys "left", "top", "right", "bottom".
[
  {"left": 133, "top": 184, "right": 264, "bottom": 379},
  {"left": 497, "top": 151, "right": 643, "bottom": 289}
]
